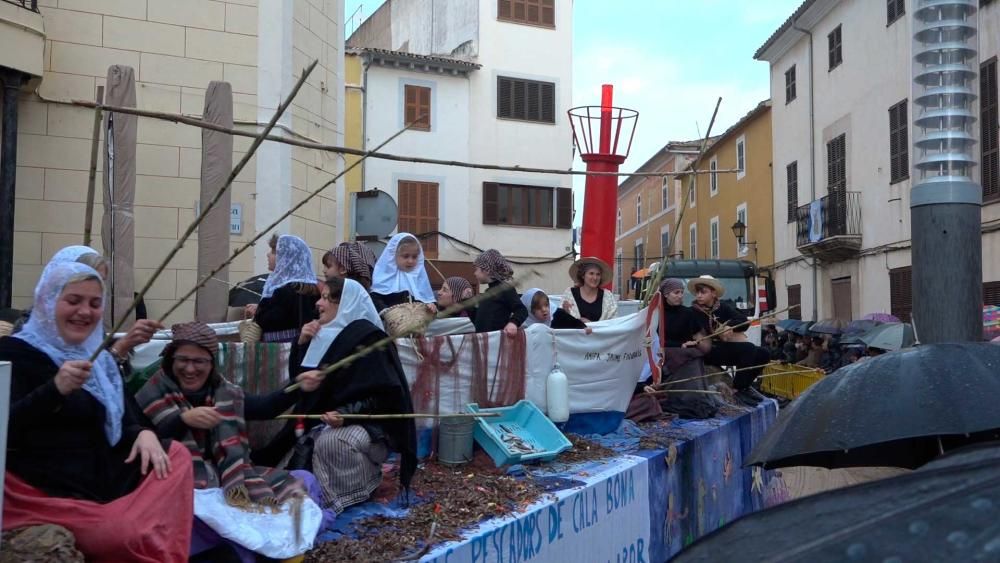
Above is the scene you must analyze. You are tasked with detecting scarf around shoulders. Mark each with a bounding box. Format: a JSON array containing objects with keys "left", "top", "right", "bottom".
[{"left": 136, "top": 370, "right": 301, "bottom": 510}]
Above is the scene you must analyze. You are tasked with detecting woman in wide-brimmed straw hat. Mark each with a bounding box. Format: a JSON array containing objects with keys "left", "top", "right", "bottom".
[{"left": 560, "top": 257, "right": 617, "bottom": 323}]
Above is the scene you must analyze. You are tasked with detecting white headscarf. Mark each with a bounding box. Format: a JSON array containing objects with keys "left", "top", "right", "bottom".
[
  {"left": 301, "top": 278, "right": 385, "bottom": 368},
  {"left": 261, "top": 235, "right": 318, "bottom": 298},
  {"left": 14, "top": 262, "right": 124, "bottom": 445},
  {"left": 50, "top": 245, "right": 101, "bottom": 265},
  {"left": 370, "top": 232, "right": 435, "bottom": 303},
  {"left": 521, "top": 288, "right": 553, "bottom": 327}
]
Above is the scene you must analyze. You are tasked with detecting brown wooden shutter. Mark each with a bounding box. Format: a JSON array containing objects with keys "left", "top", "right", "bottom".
[
  {"left": 984, "top": 281, "right": 1000, "bottom": 306},
  {"left": 398, "top": 181, "right": 439, "bottom": 258},
  {"left": 541, "top": 0, "right": 554, "bottom": 25},
  {"left": 889, "top": 266, "right": 913, "bottom": 323},
  {"left": 418, "top": 86, "right": 431, "bottom": 130},
  {"left": 483, "top": 182, "right": 499, "bottom": 224},
  {"left": 786, "top": 161, "right": 798, "bottom": 223},
  {"left": 498, "top": 0, "right": 512, "bottom": 19},
  {"left": 541, "top": 82, "right": 555, "bottom": 123},
  {"left": 404, "top": 85, "right": 431, "bottom": 131},
  {"left": 497, "top": 78, "right": 512, "bottom": 119},
  {"left": 787, "top": 284, "right": 802, "bottom": 320},
  {"left": 556, "top": 187, "right": 572, "bottom": 228},
  {"left": 404, "top": 86, "right": 417, "bottom": 128}
]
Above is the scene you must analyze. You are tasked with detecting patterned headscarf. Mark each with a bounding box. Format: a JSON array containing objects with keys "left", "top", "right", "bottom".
[
  {"left": 261, "top": 235, "right": 317, "bottom": 298},
  {"left": 14, "top": 262, "right": 123, "bottom": 445},
  {"left": 301, "top": 279, "right": 385, "bottom": 368},
  {"left": 170, "top": 321, "right": 219, "bottom": 353},
  {"left": 330, "top": 243, "right": 373, "bottom": 288},
  {"left": 443, "top": 277, "right": 473, "bottom": 301},
  {"left": 343, "top": 241, "right": 377, "bottom": 271},
  {"left": 371, "top": 233, "right": 436, "bottom": 302},
  {"left": 474, "top": 249, "right": 513, "bottom": 282},
  {"left": 659, "top": 278, "right": 686, "bottom": 296}
]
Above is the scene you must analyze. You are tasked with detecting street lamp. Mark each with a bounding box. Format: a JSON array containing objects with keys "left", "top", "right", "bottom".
[{"left": 731, "top": 219, "right": 758, "bottom": 260}]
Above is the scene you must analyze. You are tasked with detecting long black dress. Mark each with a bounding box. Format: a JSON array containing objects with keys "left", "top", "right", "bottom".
[
  {"left": 472, "top": 280, "right": 528, "bottom": 333},
  {"left": 0, "top": 337, "right": 150, "bottom": 502},
  {"left": 252, "top": 319, "right": 418, "bottom": 490},
  {"left": 254, "top": 283, "right": 318, "bottom": 342}
]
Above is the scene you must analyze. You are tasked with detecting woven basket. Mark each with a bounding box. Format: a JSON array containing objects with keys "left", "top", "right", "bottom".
[
  {"left": 238, "top": 310, "right": 262, "bottom": 343},
  {"left": 0, "top": 321, "right": 12, "bottom": 338},
  {"left": 380, "top": 302, "right": 432, "bottom": 337}
]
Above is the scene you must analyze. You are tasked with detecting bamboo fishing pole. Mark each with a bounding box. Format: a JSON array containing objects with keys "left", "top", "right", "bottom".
[
  {"left": 275, "top": 412, "right": 500, "bottom": 420},
  {"left": 283, "top": 270, "right": 539, "bottom": 393},
  {"left": 154, "top": 113, "right": 421, "bottom": 322},
  {"left": 89, "top": 60, "right": 319, "bottom": 360},
  {"left": 641, "top": 97, "right": 722, "bottom": 307},
  {"left": 642, "top": 389, "right": 721, "bottom": 397},
  {"left": 688, "top": 304, "right": 801, "bottom": 345},
  {"left": 653, "top": 361, "right": 779, "bottom": 388}
]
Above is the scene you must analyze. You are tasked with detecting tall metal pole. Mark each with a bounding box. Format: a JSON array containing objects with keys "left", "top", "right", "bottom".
[
  {"left": 911, "top": 0, "right": 983, "bottom": 342},
  {"left": 0, "top": 71, "right": 26, "bottom": 309}
]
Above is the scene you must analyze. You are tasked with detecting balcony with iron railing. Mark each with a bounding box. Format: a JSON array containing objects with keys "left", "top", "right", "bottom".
[
  {"left": 0, "top": 0, "right": 44, "bottom": 81},
  {"left": 795, "top": 191, "right": 862, "bottom": 262}
]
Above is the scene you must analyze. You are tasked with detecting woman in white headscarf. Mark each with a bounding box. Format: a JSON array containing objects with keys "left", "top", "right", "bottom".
[
  {"left": 369, "top": 232, "right": 436, "bottom": 312},
  {"left": 0, "top": 261, "right": 194, "bottom": 562},
  {"left": 252, "top": 278, "right": 417, "bottom": 513},
  {"left": 521, "top": 288, "right": 588, "bottom": 330},
  {"left": 252, "top": 235, "right": 320, "bottom": 342}
]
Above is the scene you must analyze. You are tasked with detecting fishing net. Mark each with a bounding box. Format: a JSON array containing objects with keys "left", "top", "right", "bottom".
[{"left": 470, "top": 330, "right": 527, "bottom": 408}]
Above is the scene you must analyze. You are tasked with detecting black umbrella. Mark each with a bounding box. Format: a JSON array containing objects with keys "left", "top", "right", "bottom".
[
  {"left": 228, "top": 273, "right": 268, "bottom": 307},
  {"left": 809, "top": 318, "right": 848, "bottom": 335},
  {"left": 746, "top": 342, "right": 1000, "bottom": 470},
  {"left": 776, "top": 319, "right": 801, "bottom": 331},
  {"left": 673, "top": 441, "right": 1000, "bottom": 562}
]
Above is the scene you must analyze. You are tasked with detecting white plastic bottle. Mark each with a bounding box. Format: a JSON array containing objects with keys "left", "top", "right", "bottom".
[{"left": 546, "top": 363, "right": 570, "bottom": 423}]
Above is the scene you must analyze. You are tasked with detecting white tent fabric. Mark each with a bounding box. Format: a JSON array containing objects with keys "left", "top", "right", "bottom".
[
  {"left": 196, "top": 81, "right": 234, "bottom": 322},
  {"left": 101, "top": 65, "right": 136, "bottom": 328}
]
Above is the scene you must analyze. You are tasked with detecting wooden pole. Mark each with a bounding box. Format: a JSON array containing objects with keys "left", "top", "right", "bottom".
[
  {"left": 83, "top": 86, "right": 104, "bottom": 247},
  {"left": 89, "top": 60, "right": 318, "bottom": 360},
  {"left": 689, "top": 304, "right": 801, "bottom": 345},
  {"left": 274, "top": 412, "right": 501, "bottom": 420}
]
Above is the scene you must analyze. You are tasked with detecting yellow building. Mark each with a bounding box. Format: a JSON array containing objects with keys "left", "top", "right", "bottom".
[
  {"left": 343, "top": 50, "right": 364, "bottom": 233},
  {"left": 614, "top": 100, "right": 773, "bottom": 299},
  {"left": 679, "top": 100, "right": 773, "bottom": 270}
]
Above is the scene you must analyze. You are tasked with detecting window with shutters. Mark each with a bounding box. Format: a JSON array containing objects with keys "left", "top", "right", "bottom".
[
  {"left": 634, "top": 240, "right": 644, "bottom": 270},
  {"left": 615, "top": 248, "right": 623, "bottom": 295},
  {"left": 982, "top": 58, "right": 999, "bottom": 201},
  {"left": 787, "top": 285, "right": 802, "bottom": 320},
  {"left": 828, "top": 25, "right": 843, "bottom": 71},
  {"left": 403, "top": 85, "right": 431, "bottom": 131},
  {"left": 889, "top": 99, "right": 909, "bottom": 184},
  {"left": 887, "top": 0, "right": 905, "bottom": 26},
  {"left": 709, "top": 157, "right": 719, "bottom": 195},
  {"left": 636, "top": 194, "right": 642, "bottom": 224},
  {"left": 497, "top": 0, "right": 555, "bottom": 28},
  {"left": 689, "top": 224, "right": 697, "bottom": 259},
  {"left": 397, "top": 181, "right": 439, "bottom": 257},
  {"left": 827, "top": 134, "right": 848, "bottom": 232},
  {"left": 497, "top": 76, "right": 556, "bottom": 123},
  {"left": 660, "top": 227, "right": 670, "bottom": 258},
  {"left": 661, "top": 176, "right": 670, "bottom": 210},
  {"left": 736, "top": 135, "right": 747, "bottom": 180},
  {"left": 889, "top": 266, "right": 913, "bottom": 323},
  {"left": 482, "top": 182, "right": 571, "bottom": 228},
  {"left": 616, "top": 208, "right": 622, "bottom": 236},
  {"left": 787, "top": 161, "right": 799, "bottom": 223},
  {"left": 984, "top": 281, "right": 1000, "bottom": 306},
  {"left": 785, "top": 65, "right": 797, "bottom": 103},
  {"left": 710, "top": 217, "right": 720, "bottom": 259}
]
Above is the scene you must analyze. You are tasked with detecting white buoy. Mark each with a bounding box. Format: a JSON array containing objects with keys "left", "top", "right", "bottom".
[{"left": 546, "top": 363, "right": 570, "bottom": 423}]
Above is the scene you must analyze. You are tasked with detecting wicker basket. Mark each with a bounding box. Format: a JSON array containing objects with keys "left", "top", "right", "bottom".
[
  {"left": 238, "top": 309, "right": 262, "bottom": 343},
  {"left": 380, "top": 302, "right": 432, "bottom": 337},
  {"left": 0, "top": 321, "right": 12, "bottom": 338}
]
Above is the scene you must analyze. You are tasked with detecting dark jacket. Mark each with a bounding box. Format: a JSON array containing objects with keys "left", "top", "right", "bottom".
[
  {"left": 661, "top": 304, "right": 702, "bottom": 348},
  {"left": 472, "top": 281, "right": 528, "bottom": 333},
  {"left": 254, "top": 283, "right": 318, "bottom": 334},
  {"left": 1, "top": 336, "right": 152, "bottom": 503},
  {"left": 693, "top": 299, "right": 749, "bottom": 336}
]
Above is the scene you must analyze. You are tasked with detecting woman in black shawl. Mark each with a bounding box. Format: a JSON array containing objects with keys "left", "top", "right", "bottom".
[{"left": 253, "top": 277, "right": 417, "bottom": 512}]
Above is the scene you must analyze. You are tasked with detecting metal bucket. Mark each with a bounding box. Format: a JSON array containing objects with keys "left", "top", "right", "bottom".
[{"left": 437, "top": 417, "right": 475, "bottom": 465}]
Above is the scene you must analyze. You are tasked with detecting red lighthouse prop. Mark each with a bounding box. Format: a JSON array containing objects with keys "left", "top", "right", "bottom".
[{"left": 569, "top": 85, "right": 638, "bottom": 282}]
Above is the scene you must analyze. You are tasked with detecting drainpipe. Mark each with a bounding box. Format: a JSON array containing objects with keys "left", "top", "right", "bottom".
[
  {"left": 0, "top": 70, "right": 26, "bottom": 309},
  {"left": 792, "top": 19, "right": 819, "bottom": 322}
]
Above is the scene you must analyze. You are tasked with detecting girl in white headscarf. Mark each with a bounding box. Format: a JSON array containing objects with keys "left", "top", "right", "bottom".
[
  {"left": 252, "top": 235, "right": 320, "bottom": 342},
  {"left": 0, "top": 261, "right": 195, "bottom": 562},
  {"left": 370, "top": 233, "right": 436, "bottom": 312}
]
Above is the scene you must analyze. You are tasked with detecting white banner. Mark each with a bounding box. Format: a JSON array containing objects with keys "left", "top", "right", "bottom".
[{"left": 421, "top": 456, "right": 651, "bottom": 563}]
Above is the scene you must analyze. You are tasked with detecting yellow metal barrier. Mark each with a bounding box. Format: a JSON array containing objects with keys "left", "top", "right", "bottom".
[{"left": 760, "top": 363, "right": 825, "bottom": 400}]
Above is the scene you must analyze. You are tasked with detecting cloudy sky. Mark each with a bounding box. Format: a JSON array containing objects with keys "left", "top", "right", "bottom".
[{"left": 344, "top": 0, "right": 804, "bottom": 223}]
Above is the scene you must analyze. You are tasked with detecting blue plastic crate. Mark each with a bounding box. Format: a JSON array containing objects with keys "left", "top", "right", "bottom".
[{"left": 466, "top": 400, "right": 572, "bottom": 467}]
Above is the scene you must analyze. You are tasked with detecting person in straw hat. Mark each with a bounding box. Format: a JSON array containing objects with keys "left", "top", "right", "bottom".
[
  {"left": 688, "top": 275, "right": 772, "bottom": 407},
  {"left": 560, "top": 257, "right": 618, "bottom": 323}
]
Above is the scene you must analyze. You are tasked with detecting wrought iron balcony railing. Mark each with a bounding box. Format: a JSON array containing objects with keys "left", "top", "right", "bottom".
[
  {"left": 796, "top": 191, "right": 862, "bottom": 248},
  {"left": 2, "top": 0, "right": 38, "bottom": 11}
]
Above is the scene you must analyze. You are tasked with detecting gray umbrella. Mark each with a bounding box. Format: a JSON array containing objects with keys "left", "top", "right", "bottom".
[
  {"left": 746, "top": 342, "right": 1000, "bottom": 469},
  {"left": 860, "top": 322, "right": 915, "bottom": 351},
  {"left": 674, "top": 442, "right": 1000, "bottom": 562}
]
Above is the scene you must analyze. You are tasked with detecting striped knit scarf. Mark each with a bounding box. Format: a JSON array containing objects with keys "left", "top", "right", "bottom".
[{"left": 136, "top": 370, "right": 301, "bottom": 511}]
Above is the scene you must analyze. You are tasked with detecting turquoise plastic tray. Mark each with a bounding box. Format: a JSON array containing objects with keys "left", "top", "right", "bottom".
[{"left": 466, "top": 400, "right": 572, "bottom": 467}]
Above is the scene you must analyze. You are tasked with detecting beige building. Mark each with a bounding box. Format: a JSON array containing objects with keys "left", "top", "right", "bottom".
[
  {"left": 1, "top": 0, "right": 345, "bottom": 322},
  {"left": 613, "top": 140, "right": 700, "bottom": 298}
]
